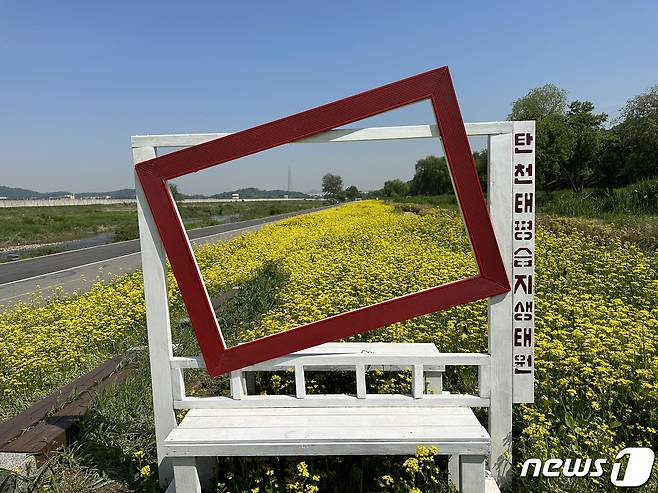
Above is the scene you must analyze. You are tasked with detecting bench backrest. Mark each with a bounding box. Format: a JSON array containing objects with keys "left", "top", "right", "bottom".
[{"left": 171, "top": 342, "right": 491, "bottom": 408}]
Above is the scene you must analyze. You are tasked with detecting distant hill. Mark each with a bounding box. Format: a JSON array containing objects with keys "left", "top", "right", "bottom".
[
  {"left": 0, "top": 185, "right": 313, "bottom": 201},
  {"left": 210, "top": 188, "right": 311, "bottom": 199},
  {"left": 0, "top": 186, "right": 69, "bottom": 199},
  {"left": 0, "top": 186, "right": 136, "bottom": 200},
  {"left": 77, "top": 189, "right": 136, "bottom": 199},
  {"left": 0, "top": 186, "right": 74, "bottom": 199}
]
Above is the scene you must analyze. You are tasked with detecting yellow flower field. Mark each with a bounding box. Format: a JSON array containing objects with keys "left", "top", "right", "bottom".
[{"left": 1, "top": 201, "right": 657, "bottom": 491}]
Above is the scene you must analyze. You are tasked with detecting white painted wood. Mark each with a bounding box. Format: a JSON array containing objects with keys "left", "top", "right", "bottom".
[
  {"left": 168, "top": 425, "right": 488, "bottom": 443},
  {"left": 426, "top": 370, "right": 443, "bottom": 394},
  {"left": 449, "top": 455, "right": 460, "bottom": 491},
  {"left": 511, "top": 121, "right": 536, "bottom": 404},
  {"left": 460, "top": 455, "right": 486, "bottom": 493},
  {"left": 174, "top": 393, "right": 489, "bottom": 409},
  {"left": 131, "top": 122, "right": 513, "bottom": 148},
  {"left": 485, "top": 476, "right": 502, "bottom": 493},
  {"left": 179, "top": 413, "right": 478, "bottom": 429},
  {"left": 135, "top": 149, "right": 176, "bottom": 489},
  {"left": 171, "top": 368, "right": 186, "bottom": 401},
  {"left": 412, "top": 364, "right": 424, "bottom": 399},
  {"left": 229, "top": 371, "right": 243, "bottom": 400},
  {"left": 173, "top": 457, "right": 201, "bottom": 493},
  {"left": 170, "top": 345, "right": 488, "bottom": 370},
  {"left": 133, "top": 133, "right": 232, "bottom": 147},
  {"left": 294, "top": 365, "right": 306, "bottom": 399},
  {"left": 185, "top": 406, "right": 477, "bottom": 417},
  {"left": 487, "top": 132, "right": 514, "bottom": 485},
  {"left": 170, "top": 356, "right": 207, "bottom": 369},
  {"left": 164, "top": 406, "right": 489, "bottom": 457},
  {"left": 478, "top": 363, "right": 491, "bottom": 399},
  {"left": 166, "top": 440, "right": 489, "bottom": 457},
  {"left": 355, "top": 364, "right": 367, "bottom": 399}
]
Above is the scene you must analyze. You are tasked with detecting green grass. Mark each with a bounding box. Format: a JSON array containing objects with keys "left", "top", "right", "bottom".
[
  {"left": 0, "top": 204, "right": 136, "bottom": 249},
  {"left": 0, "top": 200, "right": 328, "bottom": 251},
  {"left": 386, "top": 194, "right": 459, "bottom": 210},
  {"left": 390, "top": 180, "right": 658, "bottom": 250},
  {"left": 536, "top": 178, "right": 658, "bottom": 221}
]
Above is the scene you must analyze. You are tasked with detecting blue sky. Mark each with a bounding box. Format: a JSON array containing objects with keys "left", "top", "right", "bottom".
[{"left": 1, "top": 1, "right": 656, "bottom": 194}]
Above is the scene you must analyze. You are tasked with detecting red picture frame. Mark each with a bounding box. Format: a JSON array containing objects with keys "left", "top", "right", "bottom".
[{"left": 136, "top": 66, "right": 510, "bottom": 376}]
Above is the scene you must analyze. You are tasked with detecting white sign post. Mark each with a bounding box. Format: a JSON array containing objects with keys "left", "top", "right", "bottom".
[{"left": 511, "top": 121, "right": 536, "bottom": 404}]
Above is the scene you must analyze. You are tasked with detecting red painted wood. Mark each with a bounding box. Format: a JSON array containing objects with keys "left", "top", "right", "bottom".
[{"left": 136, "top": 66, "right": 510, "bottom": 376}]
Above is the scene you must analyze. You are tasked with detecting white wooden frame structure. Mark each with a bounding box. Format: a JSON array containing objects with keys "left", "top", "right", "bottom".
[{"left": 133, "top": 120, "right": 535, "bottom": 493}]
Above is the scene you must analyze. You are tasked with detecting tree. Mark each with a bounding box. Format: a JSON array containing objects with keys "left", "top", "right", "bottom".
[
  {"left": 344, "top": 185, "right": 360, "bottom": 200},
  {"left": 535, "top": 114, "right": 576, "bottom": 190},
  {"left": 563, "top": 100, "right": 608, "bottom": 191},
  {"left": 509, "top": 84, "right": 576, "bottom": 190},
  {"left": 509, "top": 83, "right": 568, "bottom": 121},
  {"left": 614, "top": 85, "right": 658, "bottom": 183},
  {"left": 383, "top": 179, "right": 409, "bottom": 198},
  {"left": 168, "top": 183, "right": 184, "bottom": 202},
  {"left": 409, "top": 156, "right": 452, "bottom": 195},
  {"left": 322, "top": 173, "right": 343, "bottom": 197}
]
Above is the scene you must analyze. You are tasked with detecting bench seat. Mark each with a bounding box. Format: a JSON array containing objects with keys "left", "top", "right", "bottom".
[{"left": 164, "top": 406, "right": 490, "bottom": 457}]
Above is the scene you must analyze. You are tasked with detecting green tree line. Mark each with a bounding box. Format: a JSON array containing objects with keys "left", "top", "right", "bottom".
[
  {"left": 322, "top": 83, "right": 658, "bottom": 203},
  {"left": 509, "top": 83, "right": 658, "bottom": 192}
]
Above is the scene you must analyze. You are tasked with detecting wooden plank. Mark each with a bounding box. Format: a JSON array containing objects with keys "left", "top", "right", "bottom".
[
  {"left": 164, "top": 440, "right": 490, "bottom": 457},
  {"left": 478, "top": 363, "right": 491, "bottom": 399},
  {"left": 166, "top": 425, "right": 489, "bottom": 444},
  {"left": 174, "top": 394, "right": 489, "bottom": 409},
  {"left": 229, "top": 372, "right": 243, "bottom": 400},
  {"left": 171, "top": 368, "right": 185, "bottom": 402},
  {"left": 485, "top": 476, "right": 502, "bottom": 493},
  {"left": 294, "top": 366, "right": 306, "bottom": 399},
  {"left": 178, "top": 414, "right": 478, "bottom": 429},
  {"left": 0, "top": 354, "right": 125, "bottom": 449},
  {"left": 487, "top": 132, "right": 514, "bottom": 485},
  {"left": 460, "top": 455, "right": 486, "bottom": 493},
  {"left": 170, "top": 347, "right": 489, "bottom": 370},
  {"left": 449, "top": 455, "right": 460, "bottom": 491},
  {"left": 2, "top": 362, "right": 136, "bottom": 457},
  {"left": 425, "top": 370, "right": 443, "bottom": 394},
  {"left": 131, "top": 122, "right": 514, "bottom": 148},
  {"left": 185, "top": 406, "right": 476, "bottom": 417},
  {"left": 412, "top": 364, "right": 424, "bottom": 399},
  {"left": 135, "top": 151, "right": 176, "bottom": 488},
  {"left": 173, "top": 457, "right": 201, "bottom": 493},
  {"left": 355, "top": 364, "right": 366, "bottom": 399}
]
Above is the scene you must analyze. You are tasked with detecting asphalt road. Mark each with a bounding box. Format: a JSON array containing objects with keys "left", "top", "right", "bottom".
[{"left": 0, "top": 206, "right": 330, "bottom": 310}]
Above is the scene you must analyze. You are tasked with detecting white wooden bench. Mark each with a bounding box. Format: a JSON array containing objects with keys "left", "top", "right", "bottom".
[
  {"left": 167, "top": 342, "right": 494, "bottom": 493},
  {"left": 133, "top": 120, "right": 535, "bottom": 493}
]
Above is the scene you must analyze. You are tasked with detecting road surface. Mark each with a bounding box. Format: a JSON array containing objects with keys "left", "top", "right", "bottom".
[{"left": 0, "top": 207, "right": 329, "bottom": 311}]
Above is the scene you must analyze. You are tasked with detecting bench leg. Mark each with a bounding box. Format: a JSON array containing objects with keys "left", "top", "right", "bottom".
[
  {"left": 448, "top": 454, "right": 460, "bottom": 490},
  {"left": 173, "top": 457, "right": 201, "bottom": 493},
  {"left": 459, "top": 455, "right": 485, "bottom": 493}
]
